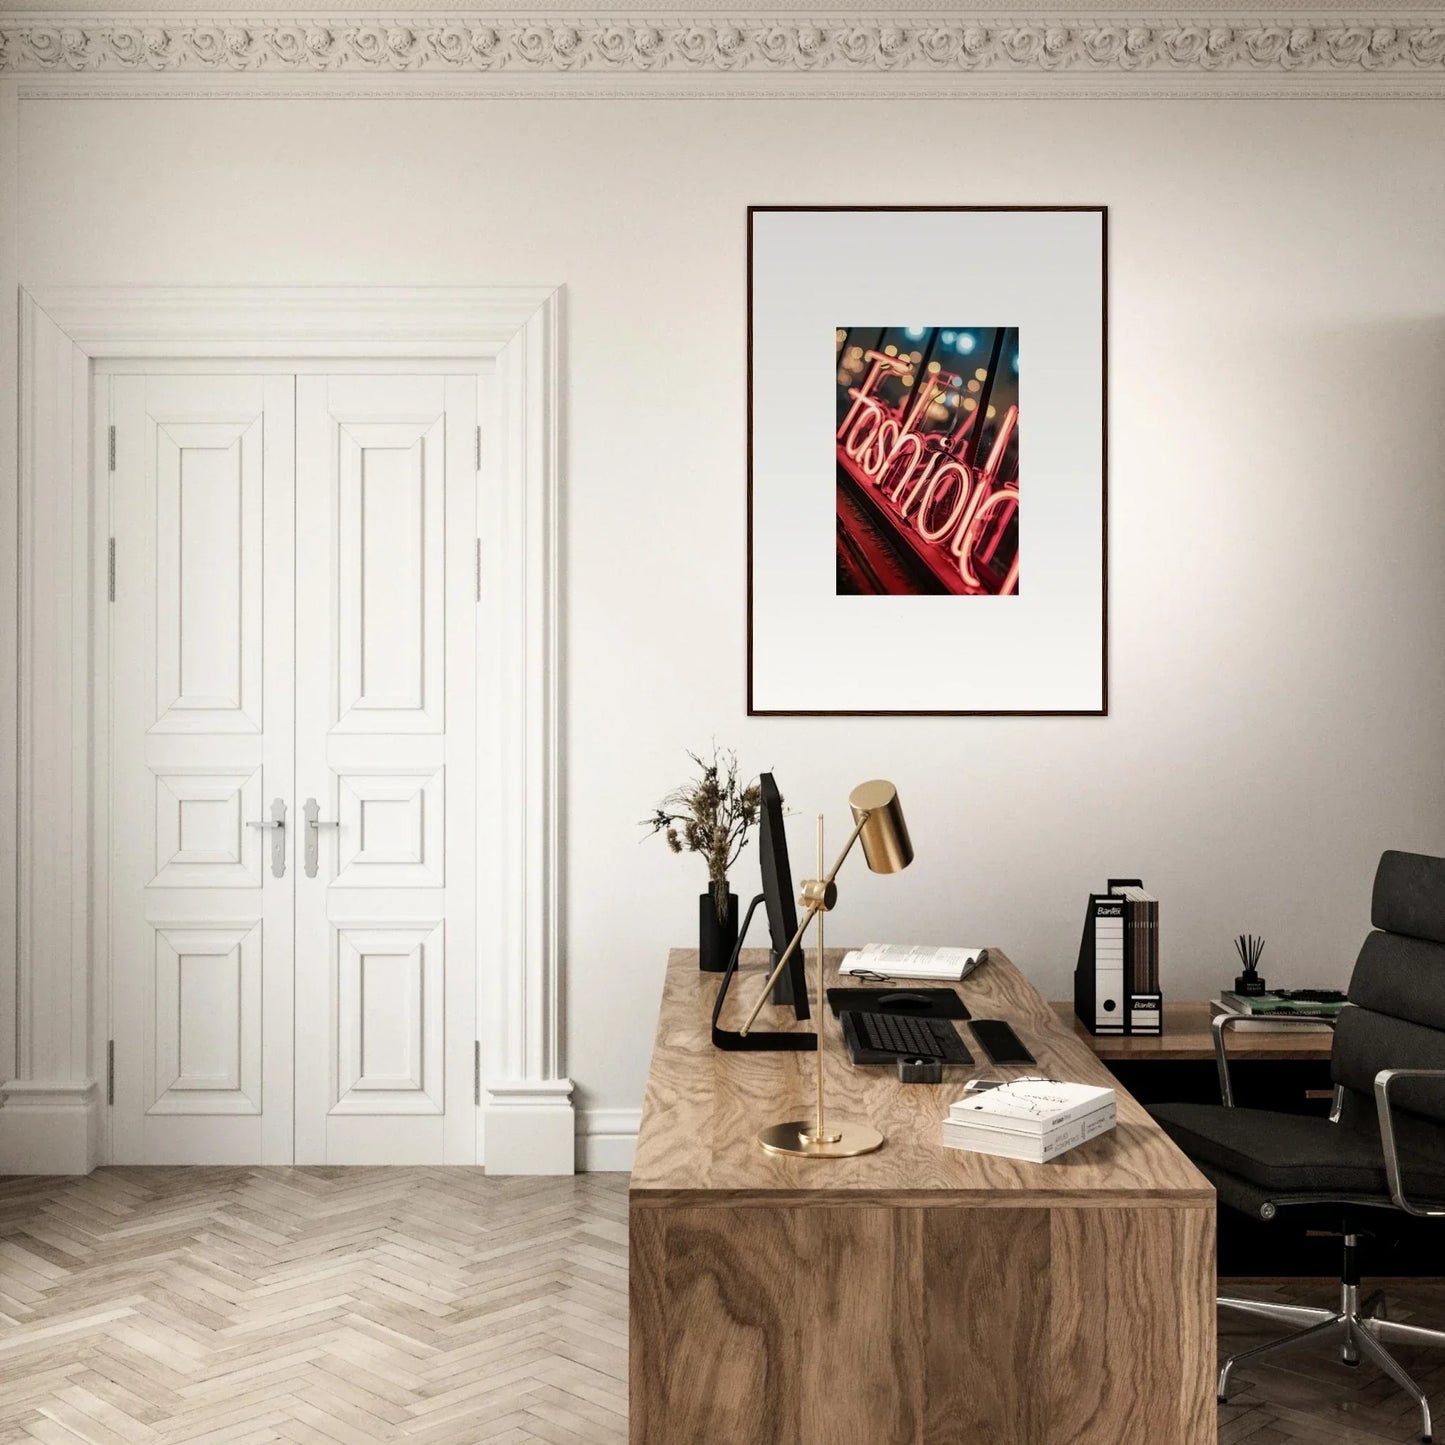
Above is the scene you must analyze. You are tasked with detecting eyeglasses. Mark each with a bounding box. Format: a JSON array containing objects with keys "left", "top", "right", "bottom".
[
  {"left": 964, "top": 1074, "right": 1058, "bottom": 1094},
  {"left": 848, "top": 969, "right": 898, "bottom": 984}
]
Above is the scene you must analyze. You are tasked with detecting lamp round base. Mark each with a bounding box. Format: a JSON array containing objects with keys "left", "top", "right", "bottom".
[{"left": 757, "top": 1119, "right": 884, "bottom": 1158}]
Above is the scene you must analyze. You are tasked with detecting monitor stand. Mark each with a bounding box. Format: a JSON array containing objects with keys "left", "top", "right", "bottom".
[{"left": 711, "top": 894, "right": 817, "bottom": 1052}]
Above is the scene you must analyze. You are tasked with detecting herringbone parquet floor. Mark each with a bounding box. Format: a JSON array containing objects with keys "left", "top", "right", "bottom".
[
  {"left": 0, "top": 1169, "right": 628, "bottom": 1445},
  {"left": 0, "top": 1168, "right": 1442, "bottom": 1444},
  {"left": 1218, "top": 1277, "right": 1445, "bottom": 1445}
]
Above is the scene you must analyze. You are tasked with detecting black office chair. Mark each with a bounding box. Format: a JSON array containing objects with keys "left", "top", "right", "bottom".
[{"left": 1151, "top": 850, "right": 1445, "bottom": 1443}]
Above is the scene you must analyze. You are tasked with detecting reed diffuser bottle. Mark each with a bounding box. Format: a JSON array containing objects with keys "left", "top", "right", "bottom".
[{"left": 1234, "top": 934, "right": 1266, "bottom": 997}]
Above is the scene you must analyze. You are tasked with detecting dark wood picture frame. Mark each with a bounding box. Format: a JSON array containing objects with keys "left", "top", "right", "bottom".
[{"left": 746, "top": 204, "right": 1109, "bottom": 717}]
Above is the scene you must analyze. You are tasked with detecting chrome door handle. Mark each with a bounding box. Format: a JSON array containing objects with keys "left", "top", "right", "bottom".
[
  {"left": 246, "top": 797, "right": 288, "bottom": 878},
  {"left": 303, "top": 797, "right": 339, "bottom": 879}
]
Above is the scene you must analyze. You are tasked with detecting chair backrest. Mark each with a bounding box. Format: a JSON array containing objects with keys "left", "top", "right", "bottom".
[{"left": 1332, "top": 850, "right": 1445, "bottom": 1131}]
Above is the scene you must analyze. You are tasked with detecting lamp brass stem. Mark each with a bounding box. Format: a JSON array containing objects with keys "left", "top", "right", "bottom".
[
  {"left": 817, "top": 815, "right": 826, "bottom": 1141},
  {"left": 800, "top": 814, "right": 841, "bottom": 1147},
  {"left": 737, "top": 812, "right": 870, "bottom": 1037}
]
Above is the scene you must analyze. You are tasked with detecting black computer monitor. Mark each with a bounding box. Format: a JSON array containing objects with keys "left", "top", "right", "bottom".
[
  {"left": 709, "top": 772, "right": 815, "bottom": 1051},
  {"left": 758, "top": 773, "right": 810, "bottom": 1019}
]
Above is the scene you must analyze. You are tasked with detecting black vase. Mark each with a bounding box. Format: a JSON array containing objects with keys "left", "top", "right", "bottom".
[{"left": 699, "top": 888, "right": 740, "bottom": 972}]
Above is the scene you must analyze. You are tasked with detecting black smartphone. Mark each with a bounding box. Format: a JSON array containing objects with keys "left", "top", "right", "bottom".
[{"left": 969, "top": 1019, "right": 1036, "bottom": 1066}]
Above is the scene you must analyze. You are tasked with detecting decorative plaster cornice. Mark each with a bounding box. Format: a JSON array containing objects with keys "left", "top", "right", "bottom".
[{"left": 2, "top": 13, "right": 1444, "bottom": 88}]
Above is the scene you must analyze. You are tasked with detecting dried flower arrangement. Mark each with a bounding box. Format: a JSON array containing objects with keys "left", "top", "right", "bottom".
[{"left": 643, "top": 746, "right": 763, "bottom": 923}]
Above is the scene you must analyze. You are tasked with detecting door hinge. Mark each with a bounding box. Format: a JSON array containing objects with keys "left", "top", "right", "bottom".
[
  {"left": 475, "top": 424, "right": 482, "bottom": 472},
  {"left": 475, "top": 539, "right": 482, "bottom": 603},
  {"left": 474, "top": 1041, "right": 481, "bottom": 1106},
  {"left": 107, "top": 538, "right": 116, "bottom": 602},
  {"left": 107, "top": 425, "right": 116, "bottom": 473},
  {"left": 106, "top": 1040, "right": 115, "bottom": 1106}
]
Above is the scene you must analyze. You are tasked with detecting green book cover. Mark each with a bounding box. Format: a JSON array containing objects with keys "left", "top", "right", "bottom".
[{"left": 1221, "top": 991, "right": 1344, "bottom": 1017}]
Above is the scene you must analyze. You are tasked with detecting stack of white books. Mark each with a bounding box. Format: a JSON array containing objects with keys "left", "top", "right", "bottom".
[
  {"left": 839, "top": 943, "right": 985, "bottom": 981},
  {"left": 942, "top": 1080, "right": 1117, "bottom": 1163}
]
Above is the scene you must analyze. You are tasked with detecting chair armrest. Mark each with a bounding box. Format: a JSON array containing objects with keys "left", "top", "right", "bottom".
[
  {"left": 1212, "top": 1011, "right": 1337, "bottom": 1108},
  {"left": 1374, "top": 1068, "right": 1445, "bottom": 1218}
]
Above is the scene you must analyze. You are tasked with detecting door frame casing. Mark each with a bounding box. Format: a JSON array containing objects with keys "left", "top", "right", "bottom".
[{"left": 4, "top": 286, "right": 572, "bottom": 1175}]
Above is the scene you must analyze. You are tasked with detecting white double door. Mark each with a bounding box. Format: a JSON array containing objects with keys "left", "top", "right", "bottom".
[{"left": 108, "top": 370, "right": 479, "bottom": 1165}]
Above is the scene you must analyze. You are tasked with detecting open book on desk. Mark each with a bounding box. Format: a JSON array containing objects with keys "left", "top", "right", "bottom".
[{"left": 839, "top": 943, "right": 986, "bottom": 982}]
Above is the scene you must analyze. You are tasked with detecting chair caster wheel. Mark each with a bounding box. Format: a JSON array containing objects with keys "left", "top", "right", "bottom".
[
  {"left": 1217, "top": 1397, "right": 1226, "bottom": 1405},
  {"left": 1343, "top": 1358, "right": 1359, "bottom": 1367}
]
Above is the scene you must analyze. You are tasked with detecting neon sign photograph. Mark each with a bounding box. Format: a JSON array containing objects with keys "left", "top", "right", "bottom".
[
  {"left": 836, "top": 326, "right": 1020, "bottom": 597},
  {"left": 748, "top": 205, "right": 1106, "bottom": 716}
]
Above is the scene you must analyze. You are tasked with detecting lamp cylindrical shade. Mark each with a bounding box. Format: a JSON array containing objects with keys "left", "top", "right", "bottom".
[{"left": 848, "top": 780, "right": 913, "bottom": 874}]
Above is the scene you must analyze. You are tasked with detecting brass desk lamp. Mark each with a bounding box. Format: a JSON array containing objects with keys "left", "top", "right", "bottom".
[{"left": 739, "top": 779, "right": 913, "bottom": 1158}]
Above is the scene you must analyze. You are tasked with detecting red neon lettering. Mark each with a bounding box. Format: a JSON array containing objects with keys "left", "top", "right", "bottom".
[
  {"left": 956, "top": 487, "right": 1020, "bottom": 594},
  {"left": 836, "top": 341, "right": 1019, "bottom": 596},
  {"left": 915, "top": 462, "right": 973, "bottom": 543}
]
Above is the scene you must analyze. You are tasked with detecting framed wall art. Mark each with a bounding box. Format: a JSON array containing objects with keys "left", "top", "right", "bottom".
[{"left": 747, "top": 205, "right": 1107, "bottom": 716}]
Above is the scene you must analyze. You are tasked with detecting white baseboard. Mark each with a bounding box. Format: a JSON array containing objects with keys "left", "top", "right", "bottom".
[
  {"left": 576, "top": 1108, "right": 639, "bottom": 1173},
  {"left": 483, "top": 1079, "right": 576, "bottom": 1175},
  {"left": 0, "top": 1080, "right": 636, "bottom": 1176},
  {"left": 0, "top": 1080, "right": 102, "bottom": 1175}
]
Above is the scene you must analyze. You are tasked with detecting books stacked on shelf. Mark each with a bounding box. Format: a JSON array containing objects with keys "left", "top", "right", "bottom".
[
  {"left": 942, "top": 1080, "right": 1116, "bottom": 1163},
  {"left": 1074, "top": 877, "right": 1162, "bottom": 1036},
  {"left": 839, "top": 943, "right": 985, "bottom": 982},
  {"left": 1210, "top": 988, "right": 1345, "bottom": 1032},
  {"left": 1118, "top": 886, "right": 1159, "bottom": 1000}
]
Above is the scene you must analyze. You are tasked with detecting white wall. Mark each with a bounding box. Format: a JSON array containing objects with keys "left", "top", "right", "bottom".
[{"left": 15, "top": 94, "right": 1445, "bottom": 1145}]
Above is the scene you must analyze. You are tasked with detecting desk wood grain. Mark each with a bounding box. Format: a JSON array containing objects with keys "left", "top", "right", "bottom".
[
  {"left": 629, "top": 949, "right": 1216, "bottom": 1445},
  {"left": 630, "top": 948, "right": 1212, "bottom": 1207}
]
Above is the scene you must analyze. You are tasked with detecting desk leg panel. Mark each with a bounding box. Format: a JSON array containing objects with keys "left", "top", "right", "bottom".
[
  {"left": 629, "top": 1205, "right": 669, "bottom": 1445},
  {"left": 1047, "top": 1205, "right": 1216, "bottom": 1445},
  {"left": 629, "top": 1203, "right": 923, "bottom": 1445},
  {"left": 921, "top": 1206, "right": 1051, "bottom": 1445},
  {"left": 630, "top": 1199, "right": 1213, "bottom": 1445}
]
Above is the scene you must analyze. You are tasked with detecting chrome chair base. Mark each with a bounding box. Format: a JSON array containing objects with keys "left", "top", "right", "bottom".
[{"left": 1219, "top": 1278, "right": 1445, "bottom": 1443}]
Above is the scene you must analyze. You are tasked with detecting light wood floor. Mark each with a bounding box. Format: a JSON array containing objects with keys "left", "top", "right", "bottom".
[
  {"left": 0, "top": 1169, "right": 628, "bottom": 1445},
  {"left": 0, "top": 1169, "right": 1441, "bottom": 1444}
]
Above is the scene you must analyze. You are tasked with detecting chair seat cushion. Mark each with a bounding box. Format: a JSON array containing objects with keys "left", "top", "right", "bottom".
[{"left": 1149, "top": 1102, "right": 1445, "bottom": 1198}]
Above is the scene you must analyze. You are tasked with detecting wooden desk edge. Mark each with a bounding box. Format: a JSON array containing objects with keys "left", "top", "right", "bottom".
[{"left": 628, "top": 1186, "right": 1217, "bottom": 1210}]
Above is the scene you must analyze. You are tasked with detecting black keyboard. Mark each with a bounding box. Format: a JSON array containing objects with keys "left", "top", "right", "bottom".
[{"left": 845, "top": 1011, "right": 974, "bottom": 1065}]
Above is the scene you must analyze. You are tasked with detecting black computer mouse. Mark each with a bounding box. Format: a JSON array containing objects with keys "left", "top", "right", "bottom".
[{"left": 877, "top": 991, "right": 932, "bottom": 1010}]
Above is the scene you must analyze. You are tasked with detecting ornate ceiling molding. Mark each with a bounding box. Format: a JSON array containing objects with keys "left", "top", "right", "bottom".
[{"left": 2, "top": 13, "right": 1444, "bottom": 89}]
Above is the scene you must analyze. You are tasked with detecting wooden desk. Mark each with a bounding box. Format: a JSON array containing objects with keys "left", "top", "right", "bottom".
[
  {"left": 630, "top": 949, "right": 1216, "bottom": 1445},
  {"left": 1053, "top": 999, "right": 1334, "bottom": 1062}
]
